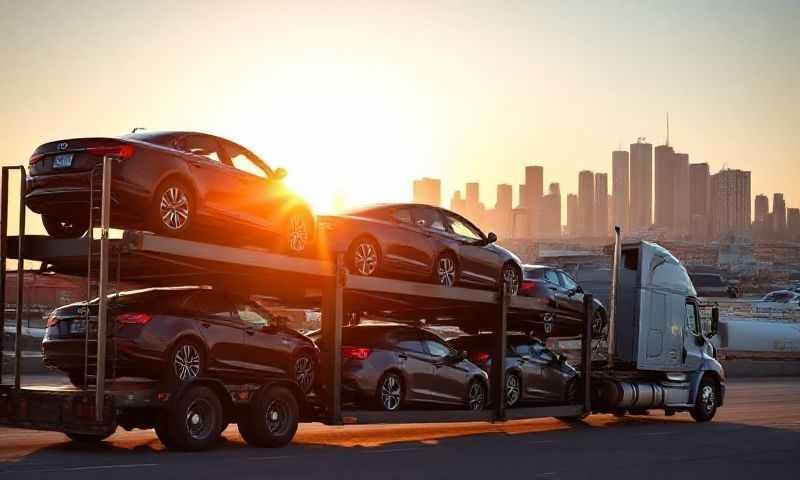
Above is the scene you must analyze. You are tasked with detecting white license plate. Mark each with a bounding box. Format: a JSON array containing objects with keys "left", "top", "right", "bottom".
[
  {"left": 69, "top": 319, "right": 86, "bottom": 334},
  {"left": 52, "top": 153, "right": 73, "bottom": 169}
]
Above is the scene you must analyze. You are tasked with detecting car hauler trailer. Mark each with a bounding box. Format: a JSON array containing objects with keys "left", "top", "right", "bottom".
[{"left": 0, "top": 160, "right": 721, "bottom": 451}]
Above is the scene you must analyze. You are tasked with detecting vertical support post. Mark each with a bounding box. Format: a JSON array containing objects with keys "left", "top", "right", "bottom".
[
  {"left": 607, "top": 225, "right": 622, "bottom": 367},
  {"left": 321, "top": 254, "right": 343, "bottom": 425},
  {"left": 491, "top": 280, "right": 508, "bottom": 421},
  {"left": 0, "top": 168, "right": 8, "bottom": 383},
  {"left": 581, "top": 293, "right": 593, "bottom": 413},
  {"left": 95, "top": 157, "right": 112, "bottom": 421},
  {"left": 14, "top": 168, "right": 26, "bottom": 391}
]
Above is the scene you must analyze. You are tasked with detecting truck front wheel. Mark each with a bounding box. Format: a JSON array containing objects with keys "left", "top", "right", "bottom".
[{"left": 690, "top": 376, "right": 719, "bottom": 422}]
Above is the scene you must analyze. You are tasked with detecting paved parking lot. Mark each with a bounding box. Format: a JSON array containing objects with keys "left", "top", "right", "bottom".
[{"left": 1, "top": 377, "right": 798, "bottom": 480}]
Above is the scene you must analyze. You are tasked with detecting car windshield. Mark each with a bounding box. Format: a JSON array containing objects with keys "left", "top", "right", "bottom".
[
  {"left": 236, "top": 302, "right": 272, "bottom": 326},
  {"left": 443, "top": 212, "right": 484, "bottom": 241},
  {"left": 224, "top": 141, "right": 272, "bottom": 178}
]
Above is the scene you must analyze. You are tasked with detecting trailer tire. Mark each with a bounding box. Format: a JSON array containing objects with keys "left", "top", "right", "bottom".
[
  {"left": 154, "top": 413, "right": 176, "bottom": 449},
  {"left": 238, "top": 385, "right": 299, "bottom": 448},
  {"left": 65, "top": 432, "right": 113, "bottom": 443},
  {"left": 167, "top": 385, "right": 224, "bottom": 451},
  {"left": 690, "top": 376, "right": 719, "bottom": 422}
]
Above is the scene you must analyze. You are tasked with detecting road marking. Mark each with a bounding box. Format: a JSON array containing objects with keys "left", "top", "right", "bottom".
[
  {"left": 247, "top": 455, "right": 298, "bottom": 461},
  {"left": 1, "top": 464, "right": 157, "bottom": 475},
  {"left": 639, "top": 431, "right": 681, "bottom": 436}
]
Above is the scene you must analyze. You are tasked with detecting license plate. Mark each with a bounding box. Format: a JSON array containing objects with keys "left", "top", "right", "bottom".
[
  {"left": 52, "top": 153, "right": 73, "bottom": 169},
  {"left": 69, "top": 319, "right": 86, "bottom": 334}
]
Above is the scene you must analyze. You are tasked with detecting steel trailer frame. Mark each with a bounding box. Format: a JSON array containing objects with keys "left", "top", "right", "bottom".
[{"left": 0, "top": 161, "right": 593, "bottom": 441}]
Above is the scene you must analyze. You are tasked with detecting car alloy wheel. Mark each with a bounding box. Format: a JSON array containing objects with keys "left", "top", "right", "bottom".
[
  {"left": 287, "top": 213, "right": 309, "bottom": 252},
  {"left": 160, "top": 187, "right": 190, "bottom": 231},
  {"left": 379, "top": 374, "right": 402, "bottom": 411},
  {"left": 502, "top": 265, "right": 520, "bottom": 296},
  {"left": 354, "top": 241, "right": 379, "bottom": 276},
  {"left": 592, "top": 311, "right": 605, "bottom": 336},
  {"left": 174, "top": 344, "right": 201, "bottom": 381},
  {"left": 506, "top": 374, "right": 521, "bottom": 407},
  {"left": 294, "top": 356, "right": 315, "bottom": 394},
  {"left": 437, "top": 255, "right": 457, "bottom": 287},
  {"left": 467, "top": 381, "right": 485, "bottom": 410},
  {"left": 184, "top": 398, "right": 215, "bottom": 441}
]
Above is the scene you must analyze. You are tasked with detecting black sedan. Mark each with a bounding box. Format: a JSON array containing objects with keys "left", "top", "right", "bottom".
[
  {"left": 337, "top": 324, "right": 489, "bottom": 411},
  {"left": 518, "top": 265, "right": 607, "bottom": 339},
  {"left": 26, "top": 131, "right": 314, "bottom": 253},
  {"left": 42, "top": 287, "right": 319, "bottom": 393},
  {"left": 320, "top": 204, "right": 523, "bottom": 294},
  {"left": 448, "top": 333, "right": 578, "bottom": 407}
]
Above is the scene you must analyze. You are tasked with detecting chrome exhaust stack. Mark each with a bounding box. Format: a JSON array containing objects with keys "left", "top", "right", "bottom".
[{"left": 607, "top": 225, "right": 622, "bottom": 368}]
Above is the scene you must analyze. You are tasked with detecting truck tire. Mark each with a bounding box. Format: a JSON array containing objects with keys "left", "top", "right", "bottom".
[
  {"left": 154, "top": 413, "right": 176, "bottom": 449},
  {"left": 238, "top": 385, "right": 299, "bottom": 448},
  {"left": 166, "top": 385, "right": 224, "bottom": 451},
  {"left": 690, "top": 376, "right": 719, "bottom": 422}
]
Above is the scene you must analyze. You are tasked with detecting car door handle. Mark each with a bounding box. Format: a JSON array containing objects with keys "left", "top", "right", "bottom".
[{"left": 398, "top": 353, "right": 408, "bottom": 360}]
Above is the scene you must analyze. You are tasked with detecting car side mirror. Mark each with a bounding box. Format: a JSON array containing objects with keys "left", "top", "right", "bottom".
[
  {"left": 486, "top": 232, "right": 497, "bottom": 244},
  {"left": 273, "top": 167, "right": 287, "bottom": 180},
  {"left": 576, "top": 285, "right": 584, "bottom": 294},
  {"left": 453, "top": 350, "right": 467, "bottom": 362}
]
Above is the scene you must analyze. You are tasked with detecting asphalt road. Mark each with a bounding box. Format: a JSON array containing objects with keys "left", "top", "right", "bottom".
[{"left": 1, "top": 377, "right": 798, "bottom": 480}]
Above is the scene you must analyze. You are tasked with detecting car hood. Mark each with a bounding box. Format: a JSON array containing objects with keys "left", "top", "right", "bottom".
[{"left": 487, "top": 242, "right": 522, "bottom": 265}]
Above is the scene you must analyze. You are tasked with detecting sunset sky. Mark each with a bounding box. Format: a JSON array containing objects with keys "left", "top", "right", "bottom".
[{"left": 1, "top": 0, "right": 798, "bottom": 228}]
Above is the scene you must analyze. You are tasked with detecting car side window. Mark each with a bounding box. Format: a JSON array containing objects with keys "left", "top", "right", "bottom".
[
  {"left": 187, "top": 291, "right": 235, "bottom": 322},
  {"left": 223, "top": 142, "right": 270, "bottom": 179},
  {"left": 529, "top": 341, "right": 554, "bottom": 362},
  {"left": 388, "top": 330, "right": 426, "bottom": 353},
  {"left": 424, "top": 340, "right": 451, "bottom": 358},
  {"left": 181, "top": 135, "right": 222, "bottom": 163},
  {"left": 235, "top": 302, "right": 272, "bottom": 327},
  {"left": 412, "top": 207, "right": 446, "bottom": 232},
  {"left": 544, "top": 270, "right": 560, "bottom": 286},
  {"left": 685, "top": 302, "right": 700, "bottom": 336},
  {"left": 391, "top": 208, "right": 413, "bottom": 225},
  {"left": 559, "top": 272, "right": 578, "bottom": 290}
]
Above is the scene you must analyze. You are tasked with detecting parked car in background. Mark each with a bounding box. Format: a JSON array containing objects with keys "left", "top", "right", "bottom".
[
  {"left": 42, "top": 287, "right": 319, "bottom": 393},
  {"left": 336, "top": 324, "right": 488, "bottom": 411},
  {"left": 319, "top": 203, "right": 523, "bottom": 293},
  {"left": 517, "top": 265, "right": 607, "bottom": 338},
  {"left": 752, "top": 290, "right": 800, "bottom": 311},
  {"left": 447, "top": 333, "right": 578, "bottom": 407},
  {"left": 26, "top": 131, "right": 314, "bottom": 253},
  {"left": 689, "top": 273, "right": 741, "bottom": 298}
]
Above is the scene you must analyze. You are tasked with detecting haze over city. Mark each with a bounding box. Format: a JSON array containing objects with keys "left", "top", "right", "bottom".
[{"left": 1, "top": 0, "right": 799, "bottom": 228}]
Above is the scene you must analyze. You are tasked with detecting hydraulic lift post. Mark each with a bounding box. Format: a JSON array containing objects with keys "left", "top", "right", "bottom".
[
  {"left": 491, "top": 278, "right": 509, "bottom": 421},
  {"left": 321, "top": 254, "right": 344, "bottom": 425},
  {"left": 581, "top": 294, "right": 593, "bottom": 413},
  {"left": 94, "top": 156, "right": 112, "bottom": 421}
]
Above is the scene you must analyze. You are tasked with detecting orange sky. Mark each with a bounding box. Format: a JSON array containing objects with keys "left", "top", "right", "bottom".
[{"left": 1, "top": 0, "right": 798, "bottom": 230}]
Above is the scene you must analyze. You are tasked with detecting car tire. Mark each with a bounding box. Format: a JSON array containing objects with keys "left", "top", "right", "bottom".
[
  {"left": 349, "top": 237, "right": 381, "bottom": 277},
  {"left": 42, "top": 215, "right": 89, "bottom": 239},
  {"left": 293, "top": 352, "right": 316, "bottom": 395},
  {"left": 556, "top": 378, "right": 589, "bottom": 422},
  {"left": 282, "top": 209, "right": 313, "bottom": 254},
  {"left": 150, "top": 178, "right": 194, "bottom": 237},
  {"left": 169, "top": 339, "right": 205, "bottom": 383},
  {"left": 690, "top": 376, "right": 719, "bottom": 422},
  {"left": 375, "top": 371, "right": 404, "bottom": 411},
  {"left": 65, "top": 431, "right": 114, "bottom": 443},
  {"left": 238, "top": 385, "right": 299, "bottom": 448},
  {"left": 67, "top": 370, "right": 85, "bottom": 388},
  {"left": 592, "top": 309, "right": 607, "bottom": 338},
  {"left": 505, "top": 373, "right": 522, "bottom": 408},
  {"left": 166, "top": 385, "right": 224, "bottom": 451},
  {"left": 466, "top": 379, "right": 487, "bottom": 411},
  {"left": 435, "top": 252, "right": 458, "bottom": 288},
  {"left": 501, "top": 263, "right": 521, "bottom": 296},
  {"left": 154, "top": 413, "right": 176, "bottom": 449}
]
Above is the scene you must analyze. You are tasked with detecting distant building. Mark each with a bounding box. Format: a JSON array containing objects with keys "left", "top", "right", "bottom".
[
  {"left": 524, "top": 166, "right": 544, "bottom": 238},
  {"left": 578, "top": 171, "right": 595, "bottom": 237},
  {"left": 654, "top": 144, "right": 676, "bottom": 231},
  {"left": 674, "top": 152, "right": 690, "bottom": 237},
  {"left": 773, "top": 193, "right": 787, "bottom": 235},
  {"left": 412, "top": 177, "right": 441, "bottom": 207},
  {"left": 788, "top": 208, "right": 800, "bottom": 240},
  {"left": 629, "top": 139, "right": 653, "bottom": 231},
  {"left": 754, "top": 194, "right": 770, "bottom": 235},
  {"left": 491, "top": 184, "right": 514, "bottom": 238},
  {"left": 690, "top": 163, "right": 711, "bottom": 240},
  {"left": 710, "top": 168, "right": 751, "bottom": 238},
  {"left": 464, "top": 182, "right": 485, "bottom": 225},
  {"left": 566, "top": 193, "right": 579, "bottom": 237},
  {"left": 612, "top": 150, "right": 629, "bottom": 232},
  {"left": 539, "top": 183, "right": 561, "bottom": 238},
  {"left": 594, "top": 173, "right": 608, "bottom": 237},
  {"left": 511, "top": 208, "right": 529, "bottom": 239},
  {"left": 450, "top": 190, "right": 466, "bottom": 215}
]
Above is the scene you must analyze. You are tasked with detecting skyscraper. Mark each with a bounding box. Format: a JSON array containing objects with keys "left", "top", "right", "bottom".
[
  {"left": 710, "top": 169, "right": 751, "bottom": 238},
  {"left": 450, "top": 190, "right": 466, "bottom": 215},
  {"left": 492, "top": 184, "right": 513, "bottom": 238},
  {"left": 754, "top": 194, "right": 770, "bottom": 234},
  {"left": 524, "top": 166, "right": 544, "bottom": 238},
  {"left": 412, "top": 178, "right": 441, "bottom": 207},
  {"left": 566, "top": 194, "right": 578, "bottom": 237},
  {"left": 612, "top": 150, "right": 629, "bottom": 232},
  {"left": 773, "top": 193, "right": 787, "bottom": 236},
  {"left": 594, "top": 173, "right": 608, "bottom": 237},
  {"left": 690, "top": 163, "right": 711, "bottom": 240},
  {"left": 578, "top": 170, "right": 595, "bottom": 237},
  {"left": 539, "top": 183, "right": 561, "bottom": 238},
  {"left": 788, "top": 208, "right": 800, "bottom": 240},
  {"left": 629, "top": 139, "right": 653, "bottom": 231},
  {"left": 654, "top": 143, "right": 676, "bottom": 230},
  {"left": 674, "top": 152, "right": 690, "bottom": 236}
]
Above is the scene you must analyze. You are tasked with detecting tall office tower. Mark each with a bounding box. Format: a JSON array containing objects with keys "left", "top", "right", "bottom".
[
  {"left": 450, "top": 190, "right": 466, "bottom": 215},
  {"left": 463, "top": 182, "right": 485, "bottom": 225},
  {"left": 566, "top": 194, "right": 579, "bottom": 237},
  {"left": 517, "top": 185, "right": 528, "bottom": 209},
  {"left": 612, "top": 150, "right": 629, "bottom": 232},
  {"left": 654, "top": 143, "right": 676, "bottom": 230},
  {"left": 690, "top": 163, "right": 711, "bottom": 240},
  {"left": 629, "top": 139, "right": 653, "bottom": 231},
  {"left": 788, "top": 208, "right": 800, "bottom": 240},
  {"left": 710, "top": 169, "right": 751, "bottom": 238},
  {"left": 539, "top": 183, "right": 562, "bottom": 238},
  {"left": 511, "top": 208, "right": 529, "bottom": 239},
  {"left": 578, "top": 170, "right": 595, "bottom": 237},
  {"left": 773, "top": 193, "right": 787, "bottom": 235},
  {"left": 493, "top": 184, "right": 514, "bottom": 238},
  {"left": 412, "top": 177, "right": 441, "bottom": 207},
  {"left": 594, "top": 173, "right": 609, "bottom": 237},
  {"left": 674, "top": 152, "right": 690, "bottom": 236},
  {"left": 524, "top": 166, "right": 544, "bottom": 237},
  {"left": 754, "top": 194, "right": 770, "bottom": 234}
]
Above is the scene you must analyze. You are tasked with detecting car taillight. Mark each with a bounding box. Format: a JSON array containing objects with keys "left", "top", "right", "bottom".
[
  {"left": 342, "top": 346, "right": 371, "bottom": 360},
  {"left": 46, "top": 314, "right": 59, "bottom": 328},
  {"left": 84, "top": 144, "right": 135, "bottom": 159},
  {"left": 470, "top": 351, "right": 490, "bottom": 363},
  {"left": 29, "top": 153, "right": 45, "bottom": 166},
  {"left": 519, "top": 280, "right": 536, "bottom": 293},
  {"left": 116, "top": 312, "right": 152, "bottom": 325}
]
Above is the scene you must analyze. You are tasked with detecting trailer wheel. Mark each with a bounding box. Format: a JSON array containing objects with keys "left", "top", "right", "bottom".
[
  {"left": 154, "top": 413, "right": 176, "bottom": 449},
  {"left": 65, "top": 432, "right": 113, "bottom": 443},
  {"left": 167, "top": 385, "right": 224, "bottom": 451},
  {"left": 690, "top": 376, "right": 719, "bottom": 422},
  {"left": 238, "top": 385, "right": 299, "bottom": 448}
]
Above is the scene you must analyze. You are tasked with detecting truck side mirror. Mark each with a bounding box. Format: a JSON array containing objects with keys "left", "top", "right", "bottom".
[{"left": 706, "top": 306, "right": 720, "bottom": 339}]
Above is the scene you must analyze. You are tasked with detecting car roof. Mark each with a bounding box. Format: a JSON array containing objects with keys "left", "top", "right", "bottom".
[{"left": 522, "top": 264, "right": 554, "bottom": 270}]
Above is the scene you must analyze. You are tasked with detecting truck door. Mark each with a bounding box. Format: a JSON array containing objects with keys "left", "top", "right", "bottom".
[{"left": 682, "top": 300, "right": 704, "bottom": 371}]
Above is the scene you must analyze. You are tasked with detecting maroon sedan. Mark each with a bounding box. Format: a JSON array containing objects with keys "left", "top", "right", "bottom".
[{"left": 26, "top": 131, "right": 314, "bottom": 252}]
